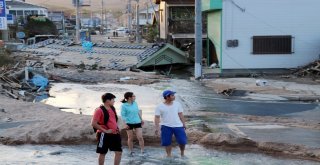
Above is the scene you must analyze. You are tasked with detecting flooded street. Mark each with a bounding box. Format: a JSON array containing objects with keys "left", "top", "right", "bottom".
[
  {"left": 1, "top": 144, "right": 318, "bottom": 165},
  {"left": 44, "top": 79, "right": 320, "bottom": 146},
  {"left": 43, "top": 82, "right": 165, "bottom": 121},
  {"left": 1, "top": 79, "right": 319, "bottom": 164}
]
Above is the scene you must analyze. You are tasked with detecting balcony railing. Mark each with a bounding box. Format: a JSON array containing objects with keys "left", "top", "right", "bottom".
[{"left": 168, "top": 19, "right": 207, "bottom": 34}]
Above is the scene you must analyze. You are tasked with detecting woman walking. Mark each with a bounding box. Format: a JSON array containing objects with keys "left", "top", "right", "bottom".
[{"left": 121, "top": 92, "right": 145, "bottom": 156}]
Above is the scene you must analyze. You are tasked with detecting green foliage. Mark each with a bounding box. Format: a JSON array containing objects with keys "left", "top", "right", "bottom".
[
  {"left": 144, "top": 24, "right": 159, "bottom": 43},
  {"left": 24, "top": 16, "right": 58, "bottom": 38}
]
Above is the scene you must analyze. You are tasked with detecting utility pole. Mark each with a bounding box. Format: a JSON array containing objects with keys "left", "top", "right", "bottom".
[
  {"left": 195, "top": 0, "right": 202, "bottom": 79},
  {"left": 127, "top": 0, "right": 132, "bottom": 32},
  {"left": 90, "top": 0, "right": 93, "bottom": 28},
  {"left": 104, "top": 9, "right": 108, "bottom": 29},
  {"left": 75, "top": 0, "right": 80, "bottom": 43},
  {"left": 135, "top": 0, "right": 141, "bottom": 43},
  {"left": 146, "top": 2, "right": 149, "bottom": 24},
  {"left": 101, "top": 0, "right": 104, "bottom": 34}
]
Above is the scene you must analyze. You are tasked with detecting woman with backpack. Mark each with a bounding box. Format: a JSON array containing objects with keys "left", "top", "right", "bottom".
[{"left": 121, "top": 92, "right": 145, "bottom": 156}]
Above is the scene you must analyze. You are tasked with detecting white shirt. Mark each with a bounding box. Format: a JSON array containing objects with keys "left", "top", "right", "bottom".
[{"left": 155, "top": 101, "right": 183, "bottom": 127}]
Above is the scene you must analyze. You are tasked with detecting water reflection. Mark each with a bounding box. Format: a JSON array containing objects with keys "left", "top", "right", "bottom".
[{"left": 43, "top": 83, "right": 163, "bottom": 121}]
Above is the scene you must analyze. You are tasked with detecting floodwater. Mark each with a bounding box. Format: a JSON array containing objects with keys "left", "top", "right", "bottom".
[
  {"left": 42, "top": 82, "right": 164, "bottom": 121},
  {"left": 2, "top": 80, "right": 319, "bottom": 164},
  {"left": 1, "top": 144, "right": 319, "bottom": 165}
]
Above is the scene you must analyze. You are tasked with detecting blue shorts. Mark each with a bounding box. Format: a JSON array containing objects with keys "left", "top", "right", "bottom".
[{"left": 161, "top": 125, "right": 187, "bottom": 146}]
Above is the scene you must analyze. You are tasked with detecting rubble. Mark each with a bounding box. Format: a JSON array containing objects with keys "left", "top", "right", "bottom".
[
  {"left": 293, "top": 60, "right": 320, "bottom": 78},
  {"left": 218, "top": 88, "right": 236, "bottom": 96}
]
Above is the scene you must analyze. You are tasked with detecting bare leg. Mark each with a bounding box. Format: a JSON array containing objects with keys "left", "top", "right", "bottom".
[
  {"left": 98, "top": 154, "right": 106, "bottom": 165},
  {"left": 179, "top": 144, "right": 185, "bottom": 157},
  {"left": 135, "top": 128, "right": 144, "bottom": 153},
  {"left": 126, "top": 130, "right": 134, "bottom": 153},
  {"left": 114, "top": 151, "right": 122, "bottom": 165},
  {"left": 165, "top": 146, "right": 172, "bottom": 157}
]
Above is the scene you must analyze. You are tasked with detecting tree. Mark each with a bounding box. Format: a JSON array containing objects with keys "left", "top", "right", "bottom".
[
  {"left": 144, "top": 24, "right": 158, "bottom": 43},
  {"left": 24, "top": 16, "right": 58, "bottom": 38}
]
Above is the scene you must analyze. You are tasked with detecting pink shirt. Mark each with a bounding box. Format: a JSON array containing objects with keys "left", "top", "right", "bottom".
[{"left": 93, "top": 107, "right": 118, "bottom": 134}]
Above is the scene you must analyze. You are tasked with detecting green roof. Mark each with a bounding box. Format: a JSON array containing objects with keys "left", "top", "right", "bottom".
[{"left": 137, "top": 44, "right": 189, "bottom": 68}]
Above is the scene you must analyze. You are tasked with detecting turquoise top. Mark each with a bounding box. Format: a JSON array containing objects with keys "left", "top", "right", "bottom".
[{"left": 121, "top": 101, "right": 141, "bottom": 124}]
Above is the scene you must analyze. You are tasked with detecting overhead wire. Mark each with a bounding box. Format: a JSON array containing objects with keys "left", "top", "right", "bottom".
[{"left": 172, "top": 0, "right": 319, "bottom": 78}]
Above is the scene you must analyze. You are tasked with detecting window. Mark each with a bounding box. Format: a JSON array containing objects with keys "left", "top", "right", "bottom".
[
  {"left": 169, "top": 7, "right": 194, "bottom": 21},
  {"left": 17, "top": 10, "right": 23, "bottom": 17},
  {"left": 9, "top": 10, "right": 16, "bottom": 16},
  {"left": 31, "top": 10, "right": 38, "bottom": 15},
  {"left": 252, "top": 35, "right": 293, "bottom": 54},
  {"left": 24, "top": 10, "right": 32, "bottom": 16}
]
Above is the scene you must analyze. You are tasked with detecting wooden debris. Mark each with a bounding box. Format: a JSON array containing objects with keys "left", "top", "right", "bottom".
[
  {"left": 219, "top": 88, "right": 236, "bottom": 96},
  {"left": 293, "top": 60, "right": 320, "bottom": 77},
  {"left": 4, "top": 89, "right": 18, "bottom": 99},
  {"left": 0, "top": 75, "right": 21, "bottom": 88},
  {"left": 54, "top": 61, "right": 75, "bottom": 68}
]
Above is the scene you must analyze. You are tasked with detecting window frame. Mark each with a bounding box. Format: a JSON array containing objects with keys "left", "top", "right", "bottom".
[{"left": 252, "top": 35, "right": 294, "bottom": 55}]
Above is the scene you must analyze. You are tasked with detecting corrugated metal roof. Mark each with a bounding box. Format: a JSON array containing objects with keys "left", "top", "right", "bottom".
[{"left": 6, "top": 1, "right": 47, "bottom": 9}]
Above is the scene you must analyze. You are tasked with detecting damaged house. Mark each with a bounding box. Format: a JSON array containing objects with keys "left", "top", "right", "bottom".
[
  {"left": 155, "top": 0, "right": 207, "bottom": 59},
  {"left": 203, "top": 0, "right": 320, "bottom": 73}
]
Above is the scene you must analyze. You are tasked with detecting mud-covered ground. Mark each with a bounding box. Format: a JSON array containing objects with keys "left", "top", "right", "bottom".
[
  {"left": 1, "top": 35, "right": 320, "bottom": 162},
  {"left": 1, "top": 80, "right": 320, "bottom": 162}
]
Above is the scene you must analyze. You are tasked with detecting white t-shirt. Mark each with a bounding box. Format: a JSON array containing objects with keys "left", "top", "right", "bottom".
[{"left": 155, "top": 101, "right": 183, "bottom": 127}]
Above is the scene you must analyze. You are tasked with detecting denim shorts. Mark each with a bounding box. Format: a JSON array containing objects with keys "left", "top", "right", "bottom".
[{"left": 161, "top": 125, "right": 187, "bottom": 146}]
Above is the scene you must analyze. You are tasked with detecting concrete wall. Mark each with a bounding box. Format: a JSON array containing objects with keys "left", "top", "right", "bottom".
[{"left": 221, "top": 0, "right": 320, "bottom": 69}]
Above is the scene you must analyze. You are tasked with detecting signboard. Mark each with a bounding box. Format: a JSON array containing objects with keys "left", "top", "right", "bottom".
[
  {"left": 7, "top": 14, "right": 13, "bottom": 24},
  {"left": 0, "top": 0, "right": 7, "bottom": 30},
  {"left": 80, "top": 30, "right": 91, "bottom": 41},
  {"left": 17, "top": 32, "right": 26, "bottom": 39}
]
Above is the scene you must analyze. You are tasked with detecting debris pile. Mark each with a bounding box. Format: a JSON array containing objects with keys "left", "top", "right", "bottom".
[
  {"left": 0, "top": 58, "right": 51, "bottom": 102},
  {"left": 293, "top": 60, "right": 320, "bottom": 77},
  {"left": 219, "top": 88, "right": 235, "bottom": 96},
  {"left": 95, "top": 42, "right": 146, "bottom": 49}
]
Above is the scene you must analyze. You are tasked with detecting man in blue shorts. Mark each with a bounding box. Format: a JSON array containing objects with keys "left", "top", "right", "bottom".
[{"left": 154, "top": 90, "right": 187, "bottom": 157}]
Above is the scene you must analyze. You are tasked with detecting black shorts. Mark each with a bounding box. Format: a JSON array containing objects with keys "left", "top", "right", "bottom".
[
  {"left": 96, "top": 132, "right": 122, "bottom": 154},
  {"left": 127, "top": 123, "right": 142, "bottom": 130}
]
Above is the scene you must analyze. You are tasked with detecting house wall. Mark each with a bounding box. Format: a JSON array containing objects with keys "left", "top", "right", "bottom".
[
  {"left": 9, "top": 8, "right": 48, "bottom": 18},
  {"left": 221, "top": 0, "right": 320, "bottom": 69},
  {"left": 207, "top": 11, "right": 222, "bottom": 67}
]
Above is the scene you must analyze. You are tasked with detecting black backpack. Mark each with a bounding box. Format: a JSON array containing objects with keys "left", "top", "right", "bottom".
[{"left": 93, "top": 105, "right": 118, "bottom": 133}]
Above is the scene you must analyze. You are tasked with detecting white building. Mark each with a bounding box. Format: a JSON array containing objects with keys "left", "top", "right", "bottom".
[
  {"left": 204, "top": 0, "right": 320, "bottom": 71},
  {"left": 6, "top": 0, "right": 48, "bottom": 23},
  {"left": 137, "top": 5, "right": 158, "bottom": 26}
]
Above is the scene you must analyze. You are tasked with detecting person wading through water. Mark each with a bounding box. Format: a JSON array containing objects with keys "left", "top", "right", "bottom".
[
  {"left": 91, "top": 93, "right": 122, "bottom": 165},
  {"left": 154, "top": 90, "right": 187, "bottom": 158},
  {"left": 121, "top": 92, "right": 146, "bottom": 157}
]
